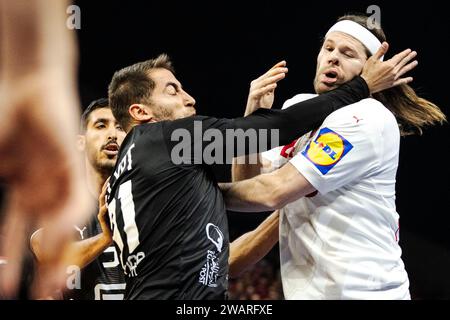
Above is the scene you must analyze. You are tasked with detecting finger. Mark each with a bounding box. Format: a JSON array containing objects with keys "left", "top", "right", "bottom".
[
  {"left": 393, "top": 77, "right": 413, "bottom": 87},
  {"left": 0, "top": 193, "right": 27, "bottom": 298},
  {"left": 100, "top": 182, "right": 108, "bottom": 198},
  {"left": 98, "top": 204, "right": 108, "bottom": 217},
  {"left": 102, "top": 177, "right": 110, "bottom": 192},
  {"left": 252, "top": 84, "right": 277, "bottom": 98},
  {"left": 252, "top": 67, "right": 287, "bottom": 88},
  {"left": 393, "top": 51, "right": 417, "bottom": 74},
  {"left": 372, "top": 42, "right": 389, "bottom": 60},
  {"left": 259, "top": 73, "right": 286, "bottom": 87},
  {"left": 270, "top": 60, "right": 286, "bottom": 70},
  {"left": 395, "top": 60, "right": 418, "bottom": 80},
  {"left": 390, "top": 48, "right": 412, "bottom": 65},
  {"left": 100, "top": 178, "right": 110, "bottom": 201},
  {"left": 99, "top": 194, "right": 106, "bottom": 207},
  {"left": 261, "top": 67, "right": 288, "bottom": 80}
]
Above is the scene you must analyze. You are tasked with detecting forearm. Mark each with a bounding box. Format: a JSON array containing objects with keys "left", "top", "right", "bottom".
[
  {"left": 222, "top": 162, "right": 315, "bottom": 212},
  {"left": 231, "top": 156, "right": 263, "bottom": 181},
  {"left": 229, "top": 211, "right": 279, "bottom": 278},
  {"left": 32, "top": 229, "right": 112, "bottom": 269},
  {"left": 232, "top": 76, "right": 369, "bottom": 150},
  {"left": 62, "top": 183, "right": 113, "bottom": 269},
  {"left": 220, "top": 174, "right": 281, "bottom": 212},
  {"left": 65, "top": 233, "right": 112, "bottom": 269}
]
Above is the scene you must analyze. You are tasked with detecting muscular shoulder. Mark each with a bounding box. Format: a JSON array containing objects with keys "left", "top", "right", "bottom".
[
  {"left": 346, "top": 98, "right": 394, "bottom": 118},
  {"left": 325, "top": 98, "right": 398, "bottom": 134}
]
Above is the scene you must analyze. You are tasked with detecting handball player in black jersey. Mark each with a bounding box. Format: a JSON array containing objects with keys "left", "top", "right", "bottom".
[{"left": 31, "top": 99, "right": 126, "bottom": 299}]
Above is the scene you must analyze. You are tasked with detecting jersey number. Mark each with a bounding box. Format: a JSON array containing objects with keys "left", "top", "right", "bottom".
[{"left": 108, "top": 180, "right": 140, "bottom": 270}]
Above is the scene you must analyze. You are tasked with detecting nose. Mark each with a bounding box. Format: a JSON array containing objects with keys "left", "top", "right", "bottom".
[
  {"left": 183, "top": 90, "right": 196, "bottom": 108},
  {"left": 107, "top": 125, "right": 118, "bottom": 140},
  {"left": 328, "top": 49, "right": 340, "bottom": 66}
]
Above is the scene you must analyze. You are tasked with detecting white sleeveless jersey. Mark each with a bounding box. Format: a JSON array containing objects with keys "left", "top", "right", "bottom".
[{"left": 262, "top": 94, "right": 410, "bottom": 300}]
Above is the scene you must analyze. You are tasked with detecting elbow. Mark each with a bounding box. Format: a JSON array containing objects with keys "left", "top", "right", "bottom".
[
  {"left": 259, "top": 172, "right": 296, "bottom": 210},
  {"left": 263, "top": 198, "right": 281, "bottom": 211},
  {"left": 263, "top": 188, "right": 287, "bottom": 210}
]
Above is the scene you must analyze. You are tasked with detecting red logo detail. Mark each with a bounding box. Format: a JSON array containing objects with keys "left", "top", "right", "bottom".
[{"left": 280, "top": 139, "right": 298, "bottom": 158}]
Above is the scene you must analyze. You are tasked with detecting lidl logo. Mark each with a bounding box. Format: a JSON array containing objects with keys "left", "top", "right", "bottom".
[{"left": 301, "top": 127, "right": 352, "bottom": 174}]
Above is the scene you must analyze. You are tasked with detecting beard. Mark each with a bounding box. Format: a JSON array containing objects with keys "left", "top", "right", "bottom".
[
  {"left": 95, "top": 158, "right": 116, "bottom": 176},
  {"left": 151, "top": 103, "right": 175, "bottom": 121},
  {"left": 150, "top": 102, "right": 195, "bottom": 121},
  {"left": 87, "top": 150, "right": 116, "bottom": 176}
]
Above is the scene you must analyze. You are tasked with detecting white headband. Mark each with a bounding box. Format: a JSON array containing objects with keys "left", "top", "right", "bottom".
[{"left": 326, "top": 20, "right": 383, "bottom": 61}]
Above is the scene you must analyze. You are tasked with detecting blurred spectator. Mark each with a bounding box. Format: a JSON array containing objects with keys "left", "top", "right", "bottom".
[{"left": 228, "top": 258, "right": 283, "bottom": 300}]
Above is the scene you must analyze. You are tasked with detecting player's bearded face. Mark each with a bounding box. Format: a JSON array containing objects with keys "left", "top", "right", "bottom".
[
  {"left": 147, "top": 68, "right": 196, "bottom": 121},
  {"left": 313, "top": 32, "right": 367, "bottom": 94},
  {"left": 84, "top": 108, "right": 126, "bottom": 173}
]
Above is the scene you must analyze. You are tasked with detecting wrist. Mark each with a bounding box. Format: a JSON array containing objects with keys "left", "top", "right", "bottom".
[
  {"left": 244, "top": 98, "right": 260, "bottom": 116},
  {"left": 100, "top": 225, "right": 113, "bottom": 246},
  {"left": 101, "top": 234, "right": 113, "bottom": 247},
  {"left": 244, "top": 106, "right": 257, "bottom": 116}
]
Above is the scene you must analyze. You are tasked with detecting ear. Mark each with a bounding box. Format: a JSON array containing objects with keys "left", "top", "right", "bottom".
[
  {"left": 129, "top": 104, "right": 154, "bottom": 122},
  {"left": 77, "top": 135, "right": 86, "bottom": 152}
]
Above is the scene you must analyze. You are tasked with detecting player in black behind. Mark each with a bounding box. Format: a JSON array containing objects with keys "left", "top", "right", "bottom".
[
  {"left": 106, "top": 50, "right": 416, "bottom": 299},
  {"left": 31, "top": 99, "right": 127, "bottom": 299}
]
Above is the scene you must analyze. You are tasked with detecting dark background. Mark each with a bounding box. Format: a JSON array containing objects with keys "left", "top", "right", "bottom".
[{"left": 75, "top": 0, "right": 450, "bottom": 299}]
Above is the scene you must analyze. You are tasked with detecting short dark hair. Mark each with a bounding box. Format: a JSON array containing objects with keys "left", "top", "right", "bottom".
[
  {"left": 80, "top": 98, "right": 109, "bottom": 133},
  {"left": 108, "top": 54, "right": 174, "bottom": 131}
]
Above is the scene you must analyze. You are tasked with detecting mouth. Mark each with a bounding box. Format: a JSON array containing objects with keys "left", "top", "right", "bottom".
[
  {"left": 103, "top": 143, "right": 119, "bottom": 156},
  {"left": 322, "top": 69, "right": 339, "bottom": 85}
]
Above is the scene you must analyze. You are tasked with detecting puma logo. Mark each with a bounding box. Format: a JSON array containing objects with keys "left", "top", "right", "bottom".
[
  {"left": 353, "top": 115, "right": 363, "bottom": 123},
  {"left": 74, "top": 225, "right": 87, "bottom": 240}
]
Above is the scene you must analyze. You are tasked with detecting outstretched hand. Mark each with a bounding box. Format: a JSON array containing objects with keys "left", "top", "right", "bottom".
[
  {"left": 245, "top": 61, "right": 288, "bottom": 116},
  {"left": 97, "top": 178, "right": 112, "bottom": 244},
  {"left": 0, "top": 74, "right": 95, "bottom": 299},
  {"left": 361, "top": 42, "right": 418, "bottom": 93}
]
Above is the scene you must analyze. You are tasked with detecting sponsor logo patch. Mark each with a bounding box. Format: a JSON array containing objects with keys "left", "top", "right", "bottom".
[{"left": 302, "top": 127, "right": 353, "bottom": 174}]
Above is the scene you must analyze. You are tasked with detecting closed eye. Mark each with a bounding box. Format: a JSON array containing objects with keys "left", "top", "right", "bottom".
[
  {"left": 344, "top": 51, "right": 354, "bottom": 58},
  {"left": 166, "top": 83, "right": 180, "bottom": 95},
  {"left": 341, "top": 46, "right": 357, "bottom": 58}
]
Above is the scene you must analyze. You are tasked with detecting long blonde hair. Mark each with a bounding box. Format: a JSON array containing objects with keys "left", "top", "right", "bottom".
[{"left": 338, "top": 14, "right": 446, "bottom": 136}]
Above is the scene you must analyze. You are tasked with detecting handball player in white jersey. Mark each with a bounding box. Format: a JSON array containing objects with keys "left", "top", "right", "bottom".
[{"left": 225, "top": 14, "right": 445, "bottom": 299}]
